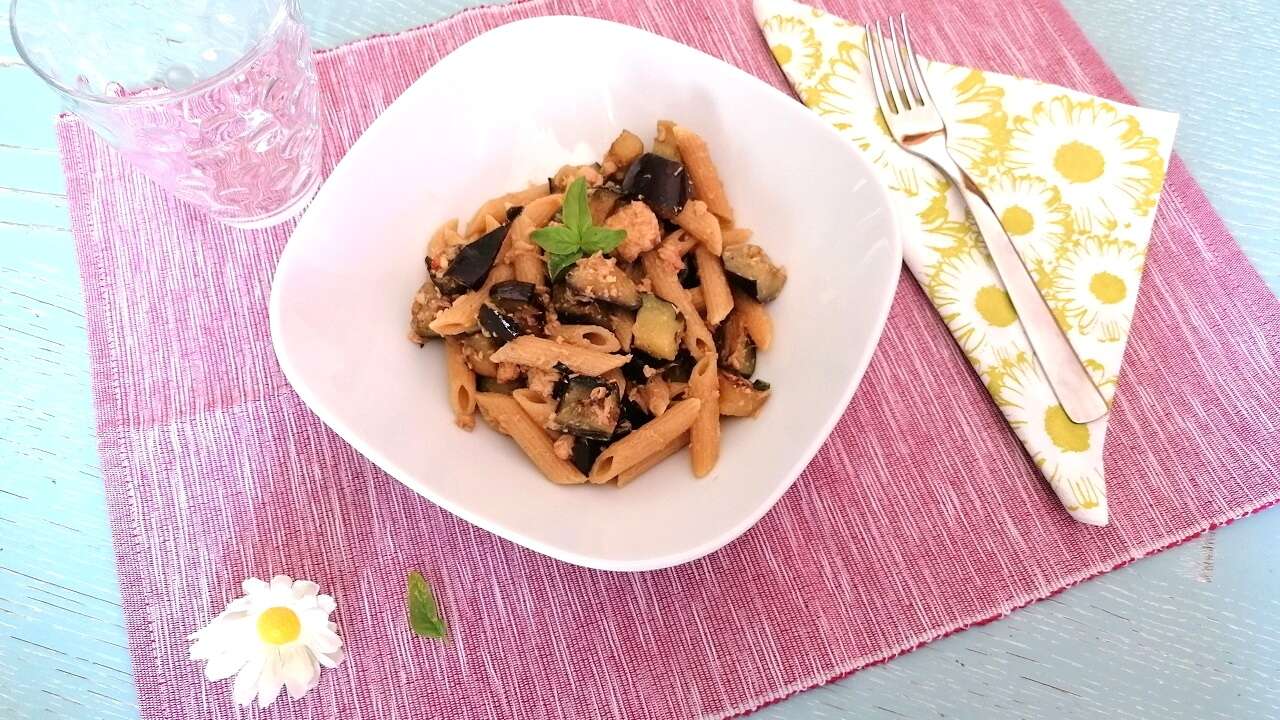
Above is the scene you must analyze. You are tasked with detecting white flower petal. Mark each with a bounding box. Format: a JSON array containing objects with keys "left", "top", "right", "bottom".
[
  {"left": 316, "top": 646, "right": 345, "bottom": 669},
  {"left": 242, "top": 577, "right": 268, "bottom": 595},
  {"left": 232, "top": 655, "right": 265, "bottom": 706},
  {"left": 256, "top": 652, "right": 286, "bottom": 708},
  {"left": 291, "top": 580, "right": 320, "bottom": 599},
  {"left": 270, "top": 575, "right": 293, "bottom": 591},
  {"left": 281, "top": 646, "right": 319, "bottom": 699},
  {"left": 204, "top": 648, "right": 251, "bottom": 682},
  {"left": 305, "top": 625, "right": 343, "bottom": 654},
  {"left": 316, "top": 594, "right": 337, "bottom": 613}
]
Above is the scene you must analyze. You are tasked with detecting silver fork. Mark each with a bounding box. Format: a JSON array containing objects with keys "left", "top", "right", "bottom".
[{"left": 867, "top": 15, "right": 1108, "bottom": 424}]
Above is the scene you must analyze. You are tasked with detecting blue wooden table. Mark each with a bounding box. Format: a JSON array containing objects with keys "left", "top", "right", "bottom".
[{"left": 2, "top": 1, "right": 1278, "bottom": 718}]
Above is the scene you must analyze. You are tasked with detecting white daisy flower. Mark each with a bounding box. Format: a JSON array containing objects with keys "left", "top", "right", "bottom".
[
  {"left": 189, "top": 575, "right": 344, "bottom": 707},
  {"left": 926, "top": 250, "right": 1029, "bottom": 368},
  {"left": 924, "top": 65, "right": 1007, "bottom": 176},
  {"left": 994, "top": 357, "right": 1108, "bottom": 525},
  {"left": 1048, "top": 234, "right": 1145, "bottom": 343},
  {"left": 761, "top": 15, "right": 823, "bottom": 80},
  {"left": 1005, "top": 96, "right": 1164, "bottom": 232},
  {"left": 805, "top": 40, "right": 932, "bottom": 191},
  {"left": 981, "top": 173, "right": 1072, "bottom": 274}
]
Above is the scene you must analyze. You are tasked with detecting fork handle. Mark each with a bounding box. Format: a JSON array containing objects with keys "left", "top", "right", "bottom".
[{"left": 954, "top": 174, "right": 1109, "bottom": 424}]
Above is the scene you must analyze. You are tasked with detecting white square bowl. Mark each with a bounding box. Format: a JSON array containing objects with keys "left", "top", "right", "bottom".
[{"left": 269, "top": 16, "right": 900, "bottom": 571}]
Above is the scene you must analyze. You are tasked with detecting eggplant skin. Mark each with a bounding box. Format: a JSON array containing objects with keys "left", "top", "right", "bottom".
[
  {"left": 441, "top": 224, "right": 508, "bottom": 292},
  {"left": 476, "top": 377, "right": 522, "bottom": 395},
  {"left": 614, "top": 396, "right": 653, "bottom": 439},
  {"left": 721, "top": 243, "right": 787, "bottom": 303},
  {"left": 554, "top": 375, "right": 622, "bottom": 440},
  {"left": 551, "top": 282, "right": 614, "bottom": 329},
  {"left": 717, "top": 310, "right": 757, "bottom": 377},
  {"left": 489, "top": 280, "right": 536, "bottom": 304},
  {"left": 478, "top": 304, "right": 521, "bottom": 343},
  {"left": 570, "top": 437, "right": 606, "bottom": 475},
  {"left": 622, "top": 153, "right": 690, "bottom": 222},
  {"left": 479, "top": 295, "right": 544, "bottom": 343}
]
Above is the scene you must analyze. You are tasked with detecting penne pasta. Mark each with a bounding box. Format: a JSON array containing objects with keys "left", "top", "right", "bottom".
[
  {"left": 589, "top": 398, "right": 701, "bottom": 483},
  {"left": 552, "top": 324, "right": 623, "bottom": 353},
  {"left": 694, "top": 245, "right": 734, "bottom": 326},
  {"left": 641, "top": 252, "right": 716, "bottom": 357},
  {"left": 475, "top": 393, "right": 586, "bottom": 485},
  {"left": 674, "top": 200, "right": 723, "bottom": 255},
  {"left": 467, "top": 183, "right": 549, "bottom": 237},
  {"left": 652, "top": 119, "right": 681, "bottom": 161},
  {"left": 444, "top": 338, "right": 477, "bottom": 430},
  {"left": 731, "top": 287, "right": 773, "bottom": 351},
  {"left": 502, "top": 193, "right": 564, "bottom": 266},
  {"left": 488, "top": 336, "right": 629, "bottom": 376},
  {"left": 617, "top": 431, "right": 690, "bottom": 487},
  {"left": 609, "top": 310, "right": 635, "bottom": 352},
  {"left": 672, "top": 124, "right": 734, "bottom": 222},
  {"left": 688, "top": 353, "right": 720, "bottom": 477},
  {"left": 688, "top": 286, "right": 706, "bottom": 315},
  {"left": 511, "top": 387, "right": 556, "bottom": 432},
  {"left": 603, "top": 129, "right": 644, "bottom": 176},
  {"left": 722, "top": 227, "right": 753, "bottom": 247},
  {"left": 427, "top": 218, "right": 463, "bottom": 259}
]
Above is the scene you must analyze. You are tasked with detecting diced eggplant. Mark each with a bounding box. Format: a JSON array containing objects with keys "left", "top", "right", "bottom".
[
  {"left": 588, "top": 186, "right": 624, "bottom": 225},
  {"left": 438, "top": 224, "right": 508, "bottom": 293},
  {"left": 663, "top": 350, "right": 696, "bottom": 383},
  {"left": 476, "top": 377, "right": 522, "bottom": 395},
  {"left": 565, "top": 253, "right": 641, "bottom": 310},
  {"left": 717, "top": 310, "right": 757, "bottom": 377},
  {"left": 614, "top": 396, "right": 653, "bottom": 439},
  {"left": 677, "top": 248, "right": 699, "bottom": 289},
  {"left": 621, "top": 349, "right": 664, "bottom": 385},
  {"left": 409, "top": 280, "right": 449, "bottom": 341},
  {"left": 550, "top": 282, "right": 614, "bottom": 328},
  {"left": 621, "top": 153, "right": 690, "bottom": 222},
  {"left": 633, "top": 293, "right": 683, "bottom": 361},
  {"left": 505, "top": 205, "right": 524, "bottom": 222},
  {"left": 721, "top": 243, "right": 787, "bottom": 303},
  {"left": 718, "top": 370, "right": 772, "bottom": 417},
  {"left": 489, "top": 280, "right": 536, "bottom": 304},
  {"left": 479, "top": 280, "right": 544, "bottom": 342},
  {"left": 570, "top": 437, "right": 606, "bottom": 475},
  {"left": 554, "top": 375, "right": 622, "bottom": 440}
]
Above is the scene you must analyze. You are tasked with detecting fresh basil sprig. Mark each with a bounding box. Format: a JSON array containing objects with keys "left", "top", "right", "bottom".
[{"left": 531, "top": 176, "right": 626, "bottom": 279}]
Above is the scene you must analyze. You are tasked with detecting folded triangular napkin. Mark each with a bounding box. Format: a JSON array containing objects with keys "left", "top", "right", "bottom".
[{"left": 756, "top": 0, "right": 1178, "bottom": 525}]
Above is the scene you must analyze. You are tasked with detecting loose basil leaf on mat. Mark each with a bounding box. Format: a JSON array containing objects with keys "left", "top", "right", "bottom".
[{"left": 406, "top": 570, "right": 447, "bottom": 639}]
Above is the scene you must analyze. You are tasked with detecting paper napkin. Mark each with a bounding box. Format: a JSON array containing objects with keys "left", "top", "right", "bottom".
[{"left": 756, "top": 0, "right": 1178, "bottom": 525}]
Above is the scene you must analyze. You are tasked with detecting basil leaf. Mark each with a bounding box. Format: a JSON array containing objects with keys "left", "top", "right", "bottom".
[
  {"left": 406, "top": 570, "right": 447, "bottom": 639},
  {"left": 580, "top": 225, "right": 627, "bottom": 254},
  {"left": 561, "top": 177, "right": 592, "bottom": 233},
  {"left": 531, "top": 225, "right": 578, "bottom": 255},
  {"left": 547, "top": 251, "right": 582, "bottom": 281}
]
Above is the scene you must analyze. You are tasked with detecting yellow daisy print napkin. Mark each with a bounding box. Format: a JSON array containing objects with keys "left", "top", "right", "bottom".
[{"left": 756, "top": 0, "right": 1178, "bottom": 525}]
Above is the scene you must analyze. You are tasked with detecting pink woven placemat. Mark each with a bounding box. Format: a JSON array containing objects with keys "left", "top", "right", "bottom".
[{"left": 58, "top": 0, "right": 1280, "bottom": 718}]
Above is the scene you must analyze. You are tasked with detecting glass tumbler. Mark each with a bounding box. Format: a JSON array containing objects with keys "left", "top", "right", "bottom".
[{"left": 10, "top": 0, "right": 323, "bottom": 228}]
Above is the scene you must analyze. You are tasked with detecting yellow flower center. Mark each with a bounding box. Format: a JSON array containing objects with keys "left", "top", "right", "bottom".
[
  {"left": 974, "top": 285, "right": 1017, "bottom": 327},
  {"left": 256, "top": 606, "right": 301, "bottom": 645},
  {"left": 1053, "top": 141, "right": 1105, "bottom": 183},
  {"left": 1088, "top": 271, "right": 1126, "bottom": 304},
  {"left": 1044, "top": 405, "right": 1091, "bottom": 452},
  {"left": 770, "top": 44, "right": 793, "bottom": 65},
  {"left": 1000, "top": 205, "right": 1035, "bottom": 236}
]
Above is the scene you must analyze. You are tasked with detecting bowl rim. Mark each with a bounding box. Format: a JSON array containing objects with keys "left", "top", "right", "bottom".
[{"left": 269, "top": 14, "right": 902, "bottom": 571}]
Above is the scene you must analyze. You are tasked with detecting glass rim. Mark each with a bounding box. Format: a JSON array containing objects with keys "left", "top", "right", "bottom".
[{"left": 7, "top": 0, "right": 293, "bottom": 107}]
